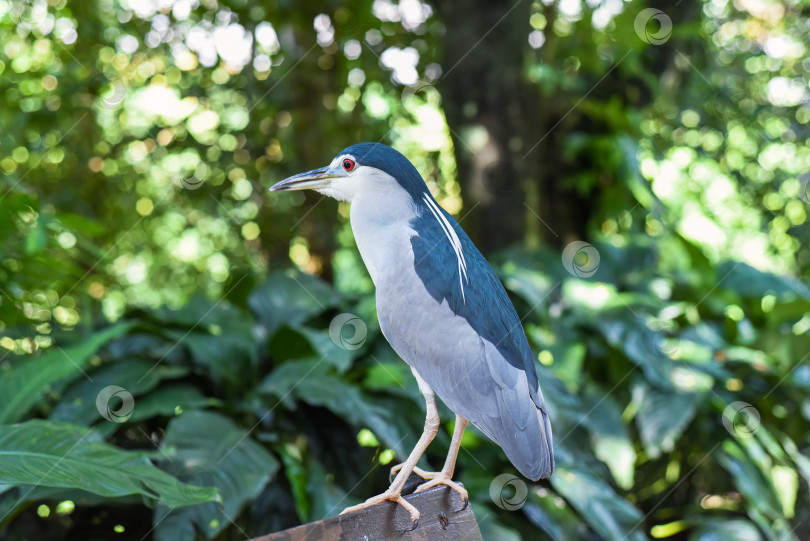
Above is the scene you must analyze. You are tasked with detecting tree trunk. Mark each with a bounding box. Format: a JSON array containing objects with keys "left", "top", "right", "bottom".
[
  {"left": 435, "top": 0, "right": 594, "bottom": 254},
  {"left": 435, "top": 0, "right": 698, "bottom": 253}
]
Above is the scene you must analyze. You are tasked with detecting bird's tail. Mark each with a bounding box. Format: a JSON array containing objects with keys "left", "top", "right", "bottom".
[
  {"left": 490, "top": 400, "right": 555, "bottom": 481},
  {"left": 520, "top": 405, "right": 554, "bottom": 481},
  {"left": 471, "top": 385, "right": 555, "bottom": 481},
  {"left": 537, "top": 405, "right": 555, "bottom": 477}
]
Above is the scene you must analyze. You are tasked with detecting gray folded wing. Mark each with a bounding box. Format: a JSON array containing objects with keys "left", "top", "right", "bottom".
[{"left": 376, "top": 200, "right": 554, "bottom": 480}]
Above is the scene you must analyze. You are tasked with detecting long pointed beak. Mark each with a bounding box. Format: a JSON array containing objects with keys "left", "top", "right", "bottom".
[{"left": 268, "top": 165, "right": 345, "bottom": 192}]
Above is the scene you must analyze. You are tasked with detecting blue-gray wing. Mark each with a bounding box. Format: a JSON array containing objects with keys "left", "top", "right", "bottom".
[{"left": 377, "top": 197, "right": 554, "bottom": 480}]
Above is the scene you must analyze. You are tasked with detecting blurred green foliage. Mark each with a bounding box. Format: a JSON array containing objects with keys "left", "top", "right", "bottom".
[{"left": 1, "top": 0, "right": 809, "bottom": 540}]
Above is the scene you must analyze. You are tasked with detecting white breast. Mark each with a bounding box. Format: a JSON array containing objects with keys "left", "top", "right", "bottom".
[{"left": 348, "top": 171, "right": 419, "bottom": 286}]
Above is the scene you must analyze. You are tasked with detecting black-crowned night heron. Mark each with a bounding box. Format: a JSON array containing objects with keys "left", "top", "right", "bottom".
[{"left": 270, "top": 142, "right": 553, "bottom": 525}]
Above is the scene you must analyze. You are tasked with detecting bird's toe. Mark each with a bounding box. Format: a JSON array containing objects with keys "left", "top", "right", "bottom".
[
  {"left": 413, "top": 475, "right": 468, "bottom": 501},
  {"left": 340, "top": 489, "right": 421, "bottom": 524}
]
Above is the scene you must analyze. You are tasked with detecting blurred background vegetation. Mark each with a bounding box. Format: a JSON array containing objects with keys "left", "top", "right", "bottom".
[{"left": 1, "top": 0, "right": 809, "bottom": 539}]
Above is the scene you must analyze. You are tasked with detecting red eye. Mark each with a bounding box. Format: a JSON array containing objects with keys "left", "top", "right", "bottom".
[{"left": 342, "top": 158, "right": 356, "bottom": 172}]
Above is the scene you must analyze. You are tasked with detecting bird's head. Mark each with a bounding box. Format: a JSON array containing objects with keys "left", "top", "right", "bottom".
[{"left": 269, "top": 142, "right": 426, "bottom": 203}]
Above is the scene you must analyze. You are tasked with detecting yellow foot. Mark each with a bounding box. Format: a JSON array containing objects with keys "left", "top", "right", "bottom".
[
  {"left": 340, "top": 489, "right": 420, "bottom": 524},
  {"left": 414, "top": 474, "right": 468, "bottom": 502},
  {"left": 389, "top": 464, "right": 439, "bottom": 481},
  {"left": 388, "top": 462, "right": 408, "bottom": 479},
  {"left": 386, "top": 465, "right": 467, "bottom": 506}
]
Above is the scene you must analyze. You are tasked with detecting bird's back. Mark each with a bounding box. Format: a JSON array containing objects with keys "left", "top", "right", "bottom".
[{"left": 375, "top": 194, "right": 554, "bottom": 480}]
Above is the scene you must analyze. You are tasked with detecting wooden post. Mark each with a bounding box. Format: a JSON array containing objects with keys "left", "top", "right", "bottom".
[{"left": 249, "top": 485, "right": 483, "bottom": 541}]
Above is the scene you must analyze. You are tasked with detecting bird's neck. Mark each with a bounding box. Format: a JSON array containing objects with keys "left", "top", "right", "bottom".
[{"left": 349, "top": 188, "right": 419, "bottom": 286}]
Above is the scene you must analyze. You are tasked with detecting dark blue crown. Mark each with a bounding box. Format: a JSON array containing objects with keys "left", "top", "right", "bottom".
[{"left": 337, "top": 143, "right": 427, "bottom": 199}]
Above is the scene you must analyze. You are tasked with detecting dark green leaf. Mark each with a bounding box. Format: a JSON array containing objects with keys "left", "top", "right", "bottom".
[
  {"left": 550, "top": 465, "right": 646, "bottom": 541},
  {"left": 582, "top": 385, "right": 636, "bottom": 489},
  {"left": 50, "top": 359, "right": 187, "bottom": 425},
  {"left": 170, "top": 330, "right": 256, "bottom": 386},
  {"left": 153, "top": 411, "right": 279, "bottom": 541},
  {"left": 596, "top": 312, "right": 676, "bottom": 388},
  {"left": 278, "top": 443, "right": 309, "bottom": 523},
  {"left": 259, "top": 358, "right": 408, "bottom": 457},
  {"left": 24, "top": 215, "right": 48, "bottom": 254},
  {"left": 128, "top": 384, "right": 217, "bottom": 422},
  {"left": 0, "top": 420, "right": 218, "bottom": 508},
  {"left": 718, "top": 441, "right": 782, "bottom": 520},
  {"left": 718, "top": 261, "right": 810, "bottom": 300},
  {"left": 248, "top": 271, "right": 341, "bottom": 337},
  {"left": 634, "top": 383, "right": 702, "bottom": 458},
  {"left": 689, "top": 519, "right": 763, "bottom": 541},
  {"left": 0, "top": 323, "right": 132, "bottom": 424},
  {"left": 293, "top": 325, "right": 356, "bottom": 373}
]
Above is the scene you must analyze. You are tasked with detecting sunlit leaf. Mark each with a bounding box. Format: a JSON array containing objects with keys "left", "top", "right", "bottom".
[
  {"left": 718, "top": 441, "right": 782, "bottom": 520},
  {"left": 582, "top": 385, "right": 636, "bottom": 489}
]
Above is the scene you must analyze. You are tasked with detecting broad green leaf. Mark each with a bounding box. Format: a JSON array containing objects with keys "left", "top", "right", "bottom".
[
  {"left": 0, "top": 420, "right": 218, "bottom": 508},
  {"left": 293, "top": 325, "right": 357, "bottom": 373},
  {"left": 362, "top": 361, "right": 411, "bottom": 391},
  {"left": 274, "top": 442, "right": 349, "bottom": 523},
  {"left": 771, "top": 465, "right": 797, "bottom": 519},
  {"left": 534, "top": 364, "right": 589, "bottom": 428},
  {"left": 582, "top": 385, "right": 636, "bottom": 489},
  {"left": 128, "top": 384, "right": 217, "bottom": 422},
  {"left": 156, "top": 296, "right": 258, "bottom": 386},
  {"left": 689, "top": 519, "right": 763, "bottom": 541},
  {"left": 305, "top": 458, "right": 348, "bottom": 520},
  {"left": 500, "top": 263, "right": 556, "bottom": 307},
  {"left": 634, "top": 383, "right": 701, "bottom": 458},
  {"left": 738, "top": 425, "right": 795, "bottom": 518},
  {"left": 480, "top": 518, "right": 527, "bottom": 541},
  {"left": 780, "top": 433, "right": 810, "bottom": 486},
  {"left": 266, "top": 324, "right": 360, "bottom": 372},
  {"left": 248, "top": 271, "right": 341, "bottom": 337},
  {"left": 24, "top": 214, "right": 48, "bottom": 254},
  {"left": 168, "top": 330, "right": 256, "bottom": 386},
  {"left": 718, "top": 441, "right": 782, "bottom": 520},
  {"left": 50, "top": 359, "right": 187, "bottom": 425},
  {"left": 718, "top": 261, "right": 810, "bottom": 300},
  {"left": 671, "top": 337, "right": 715, "bottom": 364},
  {"left": 278, "top": 442, "right": 309, "bottom": 523},
  {"left": 595, "top": 312, "right": 676, "bottom": 389},
  {"left": 152, "top": 296, "right": 253, "bottom": 330},
  {"left": 564, "top": 281, "right": 623, "bottom": 313},
  {"left": 59, "top": 212, "right": 107, "bottom": 237},
  {"left": 258, "top": 358, "right": 329, "bottom": 409},
  {"left": 522, "top": 497, "right": 584, "bottom": 541},
  {"left": 546, "top": 341, "right": 586, "bottom": 390},
  {"left": 724, "top": 346, "right": 777, "bottom": 369},
  {"left": 259, "top": 359, "right": 408, "bottom": 457},
  {"left": 550, "top": 465, "right": 646, "bottom": 541},
  {"left": 0, "top": 323, "right": 132, "bottom": 424},
  {"left": 153, "top": 411, "right": 279, "bottom": 541}
]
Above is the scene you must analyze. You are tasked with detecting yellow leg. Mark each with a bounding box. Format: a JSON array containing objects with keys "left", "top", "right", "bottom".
[
  {"left": 341, "top": 370, "right": 439, "bottom": 523},
  {"left": 411, "top": 415, "right": 468, "bottom": 500},
  {"left": 389, "top": 414, "right": 469, "bottom": 501}
]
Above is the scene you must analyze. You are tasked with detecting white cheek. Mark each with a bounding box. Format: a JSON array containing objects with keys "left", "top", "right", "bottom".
[
  {"left": 319, "top": 176, "right": 362, "bottom": 201},
  {"left": 317, "top": 167, "right": 396, "bottom": 202},
  {"left": 314, "top": 186, "right": 351, "bottom": 201}
]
